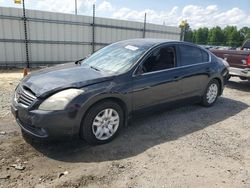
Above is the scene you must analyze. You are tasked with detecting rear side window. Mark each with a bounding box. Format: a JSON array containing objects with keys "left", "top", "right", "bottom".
[
  {"left": 179, "top": 45, "right": 203, "bottom": 66},
  {"left": 201, "top": 50, "right": 209, "bottom": 62}
]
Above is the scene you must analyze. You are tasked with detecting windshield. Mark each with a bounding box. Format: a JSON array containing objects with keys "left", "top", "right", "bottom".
[{"left": 81, "top": 42, "right": 150, "bottom": 74}]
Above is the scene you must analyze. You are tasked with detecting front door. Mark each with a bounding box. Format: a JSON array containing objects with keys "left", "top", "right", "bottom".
[{"left": 132, "top": 44, "right": 183, "bottom": 111}]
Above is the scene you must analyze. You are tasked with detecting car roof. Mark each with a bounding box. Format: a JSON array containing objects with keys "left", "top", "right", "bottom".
[{"left": 116, "top": 38, "right": 194, "bottom": 48}]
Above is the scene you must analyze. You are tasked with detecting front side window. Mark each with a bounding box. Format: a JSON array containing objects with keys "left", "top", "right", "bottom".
[
  {"left": 81, "top": 42, "right": 150, "bottom": 74},
  {"left": 179, "top": 45, "right": 204, "bottom": 66},
  {"left": 138, "top": 46, "right": 176, "bottom": 74}
]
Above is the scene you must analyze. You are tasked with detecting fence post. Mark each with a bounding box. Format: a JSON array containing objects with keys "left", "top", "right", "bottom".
[
  {"left": 92, "top": 4, "right": 95, "bottom": 53},
  {"left": 143, "top": 13, "right": 147, "bottom": 38},
  {"left": 22, "top": 0, "right": 29, "bottom": 68}
]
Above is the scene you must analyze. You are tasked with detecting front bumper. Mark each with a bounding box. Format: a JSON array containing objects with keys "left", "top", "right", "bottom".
[
  {"left": 229, "top": 67, "right": 250, "bottom": 78},
  {"left": 11, "top": 102, "right": 80, "bottom": 139}
]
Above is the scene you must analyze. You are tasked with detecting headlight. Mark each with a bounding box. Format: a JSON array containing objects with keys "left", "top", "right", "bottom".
[{"left": 38, "top": 89, "right": 84, "bottom": 111}]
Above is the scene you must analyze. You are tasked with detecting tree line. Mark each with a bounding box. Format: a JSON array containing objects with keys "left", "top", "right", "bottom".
[{"left": 181, "top": 23, "right": 250, "bottom": 47}]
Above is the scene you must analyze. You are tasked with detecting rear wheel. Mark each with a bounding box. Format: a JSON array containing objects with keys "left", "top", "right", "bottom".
[
  {"left": 80, "top": 100, "right": 124, "bottom": 145},
  {"left": 201, "top": 79, "right": 219, "bottom": 107}
]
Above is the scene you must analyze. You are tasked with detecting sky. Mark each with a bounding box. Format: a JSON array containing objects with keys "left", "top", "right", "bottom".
[{"left": 0, "top": 0, "right": 250, "bottom": 29}]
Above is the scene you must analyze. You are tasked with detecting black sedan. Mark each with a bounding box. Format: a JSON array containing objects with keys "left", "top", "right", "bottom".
[{"left": 11, "top": 39, "right": 229, "bottom": 145}]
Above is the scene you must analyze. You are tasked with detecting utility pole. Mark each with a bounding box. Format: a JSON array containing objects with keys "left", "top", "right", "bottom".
[
  {"left": 75, "top": 0, "right": 77, "bottom": 15},
  {"left": 143, "top": 13, "right": 147, "bottom": 38}
]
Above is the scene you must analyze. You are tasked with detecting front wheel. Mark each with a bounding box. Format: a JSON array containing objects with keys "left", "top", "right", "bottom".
[
  {"left": 201, "top": 79, "right": 220, "bottom": 107},
  {"left": 80, "top": 101, "right": 124, "bottom": 145}
]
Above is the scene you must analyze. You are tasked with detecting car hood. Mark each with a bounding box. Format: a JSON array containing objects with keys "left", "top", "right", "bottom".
[{"left": 21, "top": 63, "right": 114, "bottom": 97}]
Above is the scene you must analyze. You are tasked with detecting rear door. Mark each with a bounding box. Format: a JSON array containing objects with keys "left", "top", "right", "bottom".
[{"left": 177, "top": 44, "right": 211, "bottom": 97}]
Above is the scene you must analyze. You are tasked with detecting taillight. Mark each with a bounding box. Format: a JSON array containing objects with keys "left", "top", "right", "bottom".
[{"left": 248, "top": 55, "right": 250, "bottom": 66}]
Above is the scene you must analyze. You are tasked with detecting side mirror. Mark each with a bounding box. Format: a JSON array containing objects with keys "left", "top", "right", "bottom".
[{"left": 135, "top": 65, "right": 145, "bottom": 76}]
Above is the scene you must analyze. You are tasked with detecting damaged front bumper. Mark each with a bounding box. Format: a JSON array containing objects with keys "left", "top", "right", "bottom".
[{"left": 11, "top": 102, "right": 79, "bottom": 139}]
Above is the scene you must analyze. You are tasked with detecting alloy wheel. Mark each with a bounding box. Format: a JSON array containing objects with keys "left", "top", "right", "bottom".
[
  {"left": 92, "top": 108, "right": 120, "bottom": 140},
  {"left": 206, "top": 83, "right": 218, "bottom": 104}
]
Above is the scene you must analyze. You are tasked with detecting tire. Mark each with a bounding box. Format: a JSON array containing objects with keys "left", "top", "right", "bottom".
[
  {"left": 80, "top": 100, "right": 124, "bottom": 145},
  {"left": 201, "top": 79, "right": 220, "bottom": 107}
]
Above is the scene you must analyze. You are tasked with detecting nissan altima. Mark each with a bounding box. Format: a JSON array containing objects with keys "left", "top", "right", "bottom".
[{"left": 11, "top": 39, "right": 229, "bottom": 145}]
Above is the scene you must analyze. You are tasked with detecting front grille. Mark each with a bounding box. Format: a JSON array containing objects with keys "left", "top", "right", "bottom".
[{"left": 15, "top": 86, "right": 37, "bottom": 107}]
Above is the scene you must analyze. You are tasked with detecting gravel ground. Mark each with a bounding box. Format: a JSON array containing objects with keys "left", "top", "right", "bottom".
[{"left": 0, "top": 70, "right": 249, "bottom": 188}]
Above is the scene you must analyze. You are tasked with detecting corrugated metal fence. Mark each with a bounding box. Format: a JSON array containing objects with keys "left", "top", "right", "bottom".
[{"left": 0, "top": 7, "right": 181, "bottom": 68}]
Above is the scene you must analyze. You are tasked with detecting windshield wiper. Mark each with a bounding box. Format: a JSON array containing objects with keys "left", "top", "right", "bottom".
[{"left": 90, "top": 66, "right": 101, "bottom": 71}]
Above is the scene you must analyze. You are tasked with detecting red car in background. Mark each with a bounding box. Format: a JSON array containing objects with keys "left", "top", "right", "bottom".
[{"left": 211, "top": 39, "right": 250, "bottom": 81}]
